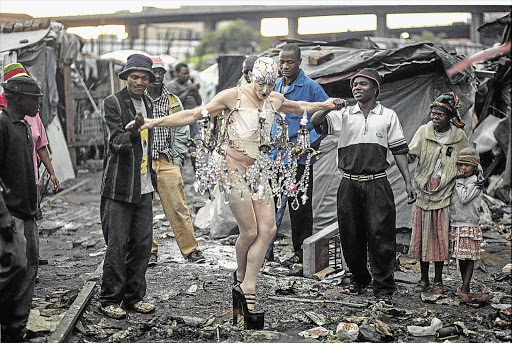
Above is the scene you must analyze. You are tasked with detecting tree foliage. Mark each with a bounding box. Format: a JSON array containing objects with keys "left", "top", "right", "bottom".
[
  {"left": 411, "top": 30, "right": 446, "bottom": 44},
  {"left": 195, "top": 19, "right": 271, "bottom": 56}
]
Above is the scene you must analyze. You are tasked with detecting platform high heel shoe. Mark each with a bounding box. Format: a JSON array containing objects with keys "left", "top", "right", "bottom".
[
  {"left": 233, "top": 270, "right": 241, "bottom": 285},
  {"left": 232, "top": 284, "right": 264, "bottom": 330}
]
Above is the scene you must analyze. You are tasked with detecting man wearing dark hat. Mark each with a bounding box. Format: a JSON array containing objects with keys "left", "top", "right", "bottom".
[
  {"left": 312, "top": 68, "right": 416, "bottom": 304},
  {"left": 98, "top": 53, "right": 157, "bottom": 318},
  {"left": 146, "top": 56, "right": 205, "bottom": 266},
  {"left": 0, "top": 76, "right": 42, "bottom": 342}
]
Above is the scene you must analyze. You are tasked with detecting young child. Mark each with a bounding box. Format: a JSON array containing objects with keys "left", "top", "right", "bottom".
[{"left": 449, "top": 147, "right": 482, "bottom": 297}]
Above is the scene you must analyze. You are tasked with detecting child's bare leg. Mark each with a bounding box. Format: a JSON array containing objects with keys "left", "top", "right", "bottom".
[{"left": 459, "top": 260, "right": 474, "bottom": 294}]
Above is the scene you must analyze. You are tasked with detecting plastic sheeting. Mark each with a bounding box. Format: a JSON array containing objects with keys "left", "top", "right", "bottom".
[
  {"left": 313, "top": 73, "right": 474, "bottom": 230},
  {"left": 273, "top": 41, "right": 476, "bottom": 230},
  {"left": 205, "top": 40, "right": 477, "bottom": 232}
]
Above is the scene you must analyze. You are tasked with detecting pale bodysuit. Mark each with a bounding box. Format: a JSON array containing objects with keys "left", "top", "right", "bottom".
[{"left": 220, "top": 87, "right": 277, "bottom": 203}]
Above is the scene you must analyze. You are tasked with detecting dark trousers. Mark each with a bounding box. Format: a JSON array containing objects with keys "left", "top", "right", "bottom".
[
  {"left": 337, "top": 177, "right": 397, "bottom": 296},
  {"left": 270, "top": 164, "right": 313, "bottom": 258},
  {"left": 0, "top": 217, "right": 38, "bottom": 341},
  {"left": 99, "top": 194, "right": 153, "bottom": 306}
]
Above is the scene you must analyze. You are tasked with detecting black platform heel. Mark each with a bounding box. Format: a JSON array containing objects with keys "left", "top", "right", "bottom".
[
  {"left": 232, "top": 284, "right": 264, "bottom": 330},
  {"left": 233, "top": 270, "right": 241, "bottom": 285}
]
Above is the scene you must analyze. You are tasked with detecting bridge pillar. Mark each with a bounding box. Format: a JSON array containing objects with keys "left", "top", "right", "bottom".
[
  {"left": 126, "top": 24, "right": 139, "bottom": 39},
  {"left": 470, "top": 12, "right": 483, "bottom": 44},
  {"left": 376, "top": 12, "right": 389, "bottom": 38},
  {"left": 204, "top": 19, "right": 217, "bottom": 33},
  {"left": 288, "top": 16, "right": 299, "bottom": 39}
]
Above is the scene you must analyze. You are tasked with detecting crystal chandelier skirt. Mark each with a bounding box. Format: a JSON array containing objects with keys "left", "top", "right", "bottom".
[{"left": 218, "top": 154, "right": 273, "bottom": 205}]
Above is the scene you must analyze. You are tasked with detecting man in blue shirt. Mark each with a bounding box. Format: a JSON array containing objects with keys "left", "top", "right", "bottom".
[{"left": 267, "top": 43, "right": 329, "bottom": 266}]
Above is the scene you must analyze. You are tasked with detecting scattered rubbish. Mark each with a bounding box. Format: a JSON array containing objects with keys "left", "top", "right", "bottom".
[
  {"left": 298, "top": 326, "right": 330, "bottom": 339},
  {"left": 454, "top": 290, "right": 490, "bottom": 307},
  {"left": 268, "top": 295, "right": 367, "bottom": 308},
  {"left": 89, "top": 250, "right": 106, "bottom": 257},
  {"left": 313, "top": 266, "right": 336, "bottom": 280},
  {"left": 219, "top": 234, "right": 238, "bottom": 246},
  {"left": 420, "top": 293, "right": 444, "bottom": 303},
  {"left": 407, "top": 317, "right": 443, "bottom": 336},
  {"left": 493, "top": 272, "right": 511, "bottom": 282},
  {"left": 436, "top": 322, "right": 469, "bottom": 338},
  {"left": 185, "top": 284, "right": 198, "bottom": 295},
  {"left": 502, "top": 263, "right": 512, "bottom": 273},
  {"left": 249, "top": 330, "right": 287, "bottom": 340},
  {"left": 108, "top": 326, "right": 137, "bottom": 342},
  {"left": 304, "top": 311, "right": 327, "bottom": 326},
  {"left": 72, "top": 236, "right": 93, "bottom": 248},
  {"left": 358, "top": 324, "right": 385, "bottom": 342},
  {"left": 492, "top": 303, "right": 512, "bottom": 311},
  {"left": 179, "top": 315, "right": 207, "bottom": 327},
  {"left": 374, "top": 318, "right": 393, "bottom": 339},
  {"left": 26, "top": 309, "right": 60, "bottom": 333},
  {"left": 275, "top": 280, "right": 299, "bottom": 295},
  {"left": 49, "top": 289, "right": 79, "bottom": 308},
  {"left": 335, "top": 322, "right": 359, "bottom": 341},
  {"left": 153, "top": 214, "right": 166, "bottom": 221}
]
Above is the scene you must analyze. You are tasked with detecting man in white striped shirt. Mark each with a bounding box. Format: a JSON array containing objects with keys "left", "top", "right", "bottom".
[{"left": 311, "top": 68, "right": 416, "bottom": 304}]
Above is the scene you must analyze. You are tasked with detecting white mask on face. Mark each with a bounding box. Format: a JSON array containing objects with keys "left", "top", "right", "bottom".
[{"left": 251, "top": 57, "right": 278, "bottom": 86}]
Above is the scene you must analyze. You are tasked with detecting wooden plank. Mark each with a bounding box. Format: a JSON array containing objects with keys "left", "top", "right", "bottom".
[
  {"left": 51, "top": 179, "right": 90, "bottom": 198},
  {"left": 308, "top": 50, "right": 334, "bottom": 66},
  {"left": 46, "top": 260, "right": 103, "bottom": 343}
]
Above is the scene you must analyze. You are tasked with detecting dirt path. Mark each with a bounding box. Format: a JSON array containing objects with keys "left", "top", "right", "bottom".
[{"left": 26, "top": 166, "right": 511, "bottom": 343}]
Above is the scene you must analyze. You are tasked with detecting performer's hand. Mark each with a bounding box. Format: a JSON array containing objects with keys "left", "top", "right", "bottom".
[{"left": 50, "top": 174, "right": 60, "bottom": 193}]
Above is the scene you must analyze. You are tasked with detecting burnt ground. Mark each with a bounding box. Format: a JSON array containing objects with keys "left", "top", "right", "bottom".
[{"left": 24, "top": 160, "right": 511, "bottom": 343}]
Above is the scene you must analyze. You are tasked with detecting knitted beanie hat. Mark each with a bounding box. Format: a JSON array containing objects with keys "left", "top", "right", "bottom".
[
  {"left": 3, "top": 63, "right": 29, "bottom": 81},
  {"left": 350, "top": 68, "right": 382, "bottom": 95},
  {"left": 457, "top": 147, "right": 480, "bottom": 167},
  {"left": 151, "top": 56, "right": 165, "bottom": 70}
]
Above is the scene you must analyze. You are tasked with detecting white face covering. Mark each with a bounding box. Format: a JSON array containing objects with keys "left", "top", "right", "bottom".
[{"left": 251, "top": 57, "right": 278, "bottom": 86}]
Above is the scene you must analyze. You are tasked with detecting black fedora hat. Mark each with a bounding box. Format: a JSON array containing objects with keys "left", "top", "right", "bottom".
[
  {"left": 118, "top": 54, "right": 156, "bottom": 83},
  {"left": 1, "top": 76, "right": 43, "bottom": 97}
]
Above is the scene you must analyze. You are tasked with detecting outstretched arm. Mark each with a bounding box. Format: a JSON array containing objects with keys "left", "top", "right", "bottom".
[
  {"left": 127, "top": 89, "right": 232, "bottom": 131},
  {"left": 279, "top": 95, "right": 344, "bottom": 115},
  {"left": 394, "top": 154, "right": 416, "bottom": 204},
  {"left": 311, "top": 99, "right": 347, "bottom": 125}
]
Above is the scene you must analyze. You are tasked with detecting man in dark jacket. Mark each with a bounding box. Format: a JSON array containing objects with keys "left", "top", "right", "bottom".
[
  {"left": 0, "top": 76, "right": 42, "bottom": 342},
  {"left": 98, "top": 54, "right": 157, "bottom": 319}
]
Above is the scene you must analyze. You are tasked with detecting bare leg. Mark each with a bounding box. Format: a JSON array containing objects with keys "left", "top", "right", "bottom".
[
  {"left": 459, "top": 260, "right": 474, "bottom": 294},
  {"left": 229, "top": 198, "right": 258, "bottom": 286},
  {"left": 230, "top": 197, "right": 276, "bottom": 309}
]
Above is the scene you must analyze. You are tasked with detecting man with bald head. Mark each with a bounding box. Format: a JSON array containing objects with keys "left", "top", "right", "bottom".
[{"left": 267, "top": 43, "right": 330, "bottom": 267}]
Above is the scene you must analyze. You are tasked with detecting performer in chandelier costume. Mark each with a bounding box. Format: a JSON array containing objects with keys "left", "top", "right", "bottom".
[{"left": 127, "top": 57, "right": 343, "bottom": 329}]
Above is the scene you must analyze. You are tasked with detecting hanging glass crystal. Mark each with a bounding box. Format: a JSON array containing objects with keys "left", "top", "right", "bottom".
[{"left": 189, "top": 103, "right": 320, "bottom": 207}]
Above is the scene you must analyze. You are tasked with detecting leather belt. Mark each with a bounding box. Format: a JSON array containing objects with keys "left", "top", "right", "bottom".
[{"left": 343, "top": 172, "right": 386, "bottom": 182}]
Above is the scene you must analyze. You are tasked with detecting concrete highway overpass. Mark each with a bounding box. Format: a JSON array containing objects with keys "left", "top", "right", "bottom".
[{"left": 43, "top": 5, "right": 509, "bottom": 43}]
